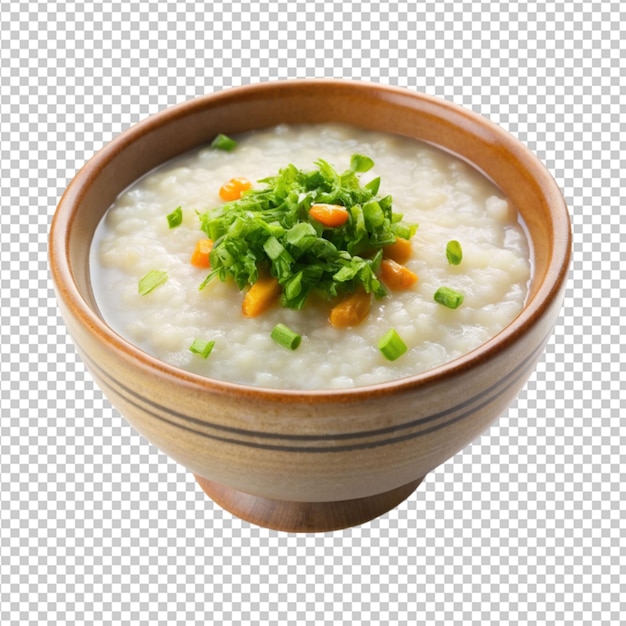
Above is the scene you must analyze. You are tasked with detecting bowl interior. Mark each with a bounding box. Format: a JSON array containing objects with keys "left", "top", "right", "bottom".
[{"left": 53, "top": 80, "right": 571, "bottom": 390}]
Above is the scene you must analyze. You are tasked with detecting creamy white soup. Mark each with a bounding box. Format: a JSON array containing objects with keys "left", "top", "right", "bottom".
[{"left": 90, "top": 124, "right": 531, "bottom": 389}]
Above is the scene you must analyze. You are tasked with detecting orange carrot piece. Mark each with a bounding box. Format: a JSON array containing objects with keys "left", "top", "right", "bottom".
[
  {"left": 383, "top": 237, "right": 413, "bottom": 264},
  {"left": 329, "top": 289, "right": 372, "bottom": 328},
  {"left": 219, "top": 177, "right": 252, "bottom": 202},
  {"left": 190, "top": 239, "right": 213, "bottom": 268},
  {"left": 309, "top": 203, "right": 350, "bottom": 227},
  {"left": 242, "top": 275, "right": 281, "bottom": 318},
  {"left": 379, "top": 259, "right": 418, "bottom": 290}
]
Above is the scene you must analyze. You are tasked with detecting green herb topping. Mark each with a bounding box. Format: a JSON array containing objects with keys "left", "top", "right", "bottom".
[
  {"left": 198, "top": 155, "right": 416, "bottom": 312},
  {"left": 189, "top": 338, "right": 216, "bottom": 359},
  {"left": 166, "top": 206, "right": 183, "bottom": 228},
  {"left": 210, "top": 133, "right": 238, "bottom": 151},
  {"left": 446, "top": 240, "right": 463, "bottom": 265},
  {"left": 434, "top": 286, "right": 464, "bottom": 309},
  {"left": 270, "top": 323, "right": 302, "bottom": 350},
  {"left": 378, "top": 328, "right": 408, "bottom": 361},
  {"left": 138, "top": 270, "right": 168, "bottom": 295}
]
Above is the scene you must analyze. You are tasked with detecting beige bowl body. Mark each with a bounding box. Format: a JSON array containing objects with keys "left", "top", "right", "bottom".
[{"left": 50, "top": 81, "right": 571, "bottom": 530}]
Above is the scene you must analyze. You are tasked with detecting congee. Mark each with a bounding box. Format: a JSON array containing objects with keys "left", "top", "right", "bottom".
[{"left": 90, "top": 124, "right": 531, "bottom": 389}]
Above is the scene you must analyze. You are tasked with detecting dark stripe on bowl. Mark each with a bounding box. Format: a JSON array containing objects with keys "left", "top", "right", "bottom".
[{"left": 75, "top": 331, "right": 551, "bottom": 452}]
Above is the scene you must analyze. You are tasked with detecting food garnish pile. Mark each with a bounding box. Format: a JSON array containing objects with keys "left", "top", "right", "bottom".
[{"left": 139, "top": 134, "right": 464, "bottom": 362}]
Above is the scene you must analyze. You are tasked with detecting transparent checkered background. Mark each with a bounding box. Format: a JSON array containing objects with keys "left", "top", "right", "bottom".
[{"left": 1, "top": 1, "right": 622, "bottom": 624}]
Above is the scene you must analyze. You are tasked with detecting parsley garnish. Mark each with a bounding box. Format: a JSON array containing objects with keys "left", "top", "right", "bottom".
[{"left": 198, "top": 155, "right": 416, "bottom": 310}]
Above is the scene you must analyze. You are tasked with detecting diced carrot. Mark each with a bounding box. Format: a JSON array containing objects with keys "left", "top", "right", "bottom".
[
  {"left": 309, "top": 203, "right": 350, "bottom": 227},
  {"left": 242, "top": 275, "right": 281, "bottom": 317},
  {"left": 190, "top": 239, "right": 213, "bottom": 268},
  {"left": 383, "top": 237, "right": 413, "bottom": 264},
  {"left": 329, "top": 289, "right": 371, "bottom": 328},
  {"left": 379, "top": 259, "right": 418, "bottom": 290},
  {"left": 219, "top": 177, "right": 252, "bottom": 202}
]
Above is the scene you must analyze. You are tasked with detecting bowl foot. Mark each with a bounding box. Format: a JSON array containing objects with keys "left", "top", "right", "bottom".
[{"left": 194, "top": 475, "right": 424, "bottom": 532}]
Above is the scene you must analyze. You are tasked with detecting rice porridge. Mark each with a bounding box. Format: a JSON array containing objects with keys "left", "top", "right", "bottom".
[{"left": 90, "top": 124, "right": 531, "bottom": 389}]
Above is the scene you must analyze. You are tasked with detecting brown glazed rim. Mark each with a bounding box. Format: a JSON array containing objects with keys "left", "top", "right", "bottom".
[{"left": 50, "top": 79, "right": 572, "bottom": 404}]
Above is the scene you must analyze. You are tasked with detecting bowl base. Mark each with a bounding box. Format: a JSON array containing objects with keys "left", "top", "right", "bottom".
[{"left": 194, "top": 475, "right": 424, "bottom": 532}]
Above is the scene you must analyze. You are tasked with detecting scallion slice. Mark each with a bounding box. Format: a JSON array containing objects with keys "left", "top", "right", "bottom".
[
  {"left": 446, "top": 240, "right": 463, "bottom": 265},
  {"left": 189, "top": 338, "right": 215, "bottom": 359},
  {"left": 210, "top": 133, "right": 237, "bottom": 151},
  {"left": 378, "top": 328, "right": 408, "bottom": 361},
  {"left": 434, "top": 286, "right": 464, "bottom": 309},
  {"left": 271, "top": 323, "right": 301, "bottom": 350},
  {"left": 166, "top": 206, "right": 183, "bottom": 228},
  {"left": 138, "top": 270, "right": 168, "bottom": 295}
]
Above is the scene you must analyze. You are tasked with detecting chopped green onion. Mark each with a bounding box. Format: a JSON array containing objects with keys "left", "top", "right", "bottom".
[
  {"left": 210, "top": 133, "right": 237, "bottom": 151},
  {"left": 446, "top": 240, "right": 463, "bottom": 265},
  {"left": 271, "top": 323, "right": 302, "bottom": 350},
  {"left": 378, "top": 328, "right": 408, "bottom": 361},
  {"left": 138, "top": 270, "right": 168, "bottom": 295},
  {"left": 189, "top": 338, "right": 215, "bottom": 359},
  {"left": 349, "top": 154, "right": 375, "bottom": 173},
  {"left": 166, "top": 206, "right": 183, "bottom": 228},
  {"left": 434, "top": 286, "right": 464, "bottom": 309}
]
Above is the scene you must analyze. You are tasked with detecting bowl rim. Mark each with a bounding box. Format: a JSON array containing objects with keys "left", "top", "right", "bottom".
[{"left": 50, "top": 78, "right": 572, "bottom": 403}]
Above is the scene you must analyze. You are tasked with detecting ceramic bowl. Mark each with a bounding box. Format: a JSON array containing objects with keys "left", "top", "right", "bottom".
[{"left": 49, "top": 80, "right": 571, "bottom": 532}]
